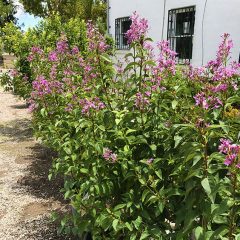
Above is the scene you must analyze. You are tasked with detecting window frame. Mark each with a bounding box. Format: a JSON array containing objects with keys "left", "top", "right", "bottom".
[
  {"left": 115, "top": 17, "right": 132, "bottom": 50},
  {"left": 167, "top": 6, "right": 196, "bottom": 63}
]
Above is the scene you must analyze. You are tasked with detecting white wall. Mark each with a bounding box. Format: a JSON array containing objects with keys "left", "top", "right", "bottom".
[{"left": 108, "top": 0, "right": 240, "bottom": 65}]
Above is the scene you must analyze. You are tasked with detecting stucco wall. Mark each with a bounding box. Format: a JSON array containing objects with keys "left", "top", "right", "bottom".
[{"left": 108, "top": 0, "right": 240, "bottom": 65}]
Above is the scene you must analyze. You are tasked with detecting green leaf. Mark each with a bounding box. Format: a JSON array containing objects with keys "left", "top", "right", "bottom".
[
  {"left": 132, "top": 216, "right": 142, "bottom": 230},
  {"left": 201, "top": 178, "right": 211, "bottom": 194},
  {"left": 98, "top": 125, "right": 105, "bottom": 131},
  {"left": 80, "top": 168, "right": 89, "bottom": 174},
  {"left": 100, "top": 54, "right": 111, "bottom": 63},
  {"left": 112, "top": 219, "right": 119, "bottom": 231},
  {"left": 140, "top": 231, "right": 150, "bottom": 240},
  {"left": 40, "top": 108, "right": 47, "bottom": 117},
  {"left": 155, "top": 170, "right": 162, "bottom": 180},
  {"left": 142, "top": 189, "right": 150, "bottom": 202},
  {"left": 201, "top": 177, "right": 215, "bottom": 203},
  {"left": 125, "top": 222, "right": 133, "bottom": 231},
  {"left": 235, "top": 234, "right": 240, "bottom": 240},
  {"left": 114, "top": 204, "right": 126, "bottom": 211},
  {"left": 172, "top": 100, "right": 178, "bottom": 109},
  {"left": 194, "top": 226, "right": 203, "bottom": 239}
]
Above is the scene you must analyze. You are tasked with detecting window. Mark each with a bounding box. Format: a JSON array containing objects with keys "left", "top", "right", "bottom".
[
  {"left": 115, "top": 17, "right": 132, "bottom": 50},
  {"left": 168, "top": 6, "right": 195, "bottom": 63}
]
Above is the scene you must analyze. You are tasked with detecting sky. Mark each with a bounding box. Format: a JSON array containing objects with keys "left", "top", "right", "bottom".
[{"left": 14, "top": 0, "right": 41, "bottom": 31}]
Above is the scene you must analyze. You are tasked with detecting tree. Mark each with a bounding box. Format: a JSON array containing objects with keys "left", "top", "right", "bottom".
[
  {"left": 20, "top": 0, "right": 106, "bottom": 23},
  {"left": 0, "top": 0, "right": 17, "bottom": 28}
]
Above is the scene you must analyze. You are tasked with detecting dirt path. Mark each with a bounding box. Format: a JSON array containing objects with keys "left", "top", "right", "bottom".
[{"left": 0, "top": 87, "right": 75, "bottom": 240}]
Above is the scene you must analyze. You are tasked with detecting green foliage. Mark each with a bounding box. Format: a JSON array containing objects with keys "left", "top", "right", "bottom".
[
  {"left": 2, "top": 15, "right": 240, "bottom": 240},
  {"left": 0, "top": 15, "right": 88, "bottom": 98},
  {"left": 0, "top": 0, "right": 16, "bottom": 28},
  {"left": 20, "top": 0, "right": 106, "bottom": 25}
]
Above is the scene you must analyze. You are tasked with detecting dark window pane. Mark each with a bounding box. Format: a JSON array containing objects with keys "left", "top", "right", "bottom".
[
  {"left": 176, "top": 37, "right": 192, "bottom": 59},
  {"left": 122, "top": 20, "right": 131, "bottom": 46},
  {"left": 167, "top": 6, "right": 195, "bottom": 62}
]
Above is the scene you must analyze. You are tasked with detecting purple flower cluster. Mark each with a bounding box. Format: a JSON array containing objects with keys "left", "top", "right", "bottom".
[
  {"left": 72, "top": 46, "right": 79, "bottom": 55},
  {"left": 147, "top": 158, "right": 154, "bottom": 164},
  {"left": 212, "top": 66, "right": 237, "bottom": 81},
  {"left": 219, "top": 139, "right": 240, "bottom": 168},
  {"left": 184, "top": 65, "right": 206, "bottom": 82},
  {"left": 125, "top": 12, "right": 148, "bottom": 44},
  {"left": 87, "top": 22, "right": 108, "bottom": 53},
  {"left": 135, "top": 92, "right": 150, "bottom": 110},
  {"left": 194, "top": 92, "right": 223, "bottom": 110},
  {"left": 48, "top": 51, "right": 58, "bottom": 62},
  {"left": 79, "top": 97, "right": 105, "bottom": 116},
  {"left": 32, "top": 75, "right": 63, "bottom": 99},
  {"left": 102, "top": 148, "right": 117, "bottom": 163},
  {"left": 65, "top": 103, "right": 73, "bottom": 112},
  {"left": 156, "top": 40, "right": 177, "bottom": 74},
  {"left": 28, "top": 46, "right": 43, "bottom": 62},
  {"left": 32, "top": 76, "right": 51, "bottom": 96},
  {"left": 56, "top": 38, "right": 69, "bottom": 54},
  {"left": 10, "top": 69, "right": 19, "bottom": 77}
]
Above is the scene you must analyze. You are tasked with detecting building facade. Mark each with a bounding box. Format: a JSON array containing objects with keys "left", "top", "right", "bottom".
[{"left": 107, "top": 0, "right": 240, "bottom": 65}]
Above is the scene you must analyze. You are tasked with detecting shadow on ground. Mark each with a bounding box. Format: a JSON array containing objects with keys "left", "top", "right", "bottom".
[
  {"left": 10, "top": 103, "right": 28, "bottom": 109},
  {"left": 19, "top": 215, "right": 79, "bottom": 240},
  {"left": 0, "top": 119, "right": 33, "bottom": 142},
  {"left": 17, "top": 143, "right": 64, "bottom": 202},
  {"left": 0, "top": 118, "right": 79, "bottom": 239},
  {"left": 17, "top": 144, "right": 81, "bottom": 240}
]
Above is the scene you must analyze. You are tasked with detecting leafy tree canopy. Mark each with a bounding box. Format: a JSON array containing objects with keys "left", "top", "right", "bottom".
[
  {"left": 0, "top": 0, "right": 17, "bottom": 28},
  {"left": 20, "top": 0, "right": 106, "bottom": 23}
]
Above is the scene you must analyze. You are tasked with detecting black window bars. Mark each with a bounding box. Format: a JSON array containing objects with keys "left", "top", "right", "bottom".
[
  {"left": 115, "top": 17, "right": 132, "bottom": 50},
  {"left": 167, "top": 6, "right": 195, "bottom": 63}
]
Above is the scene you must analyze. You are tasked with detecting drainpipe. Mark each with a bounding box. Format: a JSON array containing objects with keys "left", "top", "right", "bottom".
[
  {"left": 202, "top": 0, "right": 208, "bottom": 65},
  {"left": 161, "top": 0, "right": 167, "bottom": 40}
]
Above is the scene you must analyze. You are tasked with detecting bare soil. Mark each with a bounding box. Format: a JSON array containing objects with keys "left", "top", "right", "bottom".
[{"left": 0, "top": 87, "right": 77, "bottom": 240}]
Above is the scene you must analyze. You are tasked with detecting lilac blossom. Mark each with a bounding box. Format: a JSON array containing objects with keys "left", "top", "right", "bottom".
[
  {"left": 125, "top": 12, "right": 149, "bottom": 44},
  {"left": 183, "top": 65, "right": 206, "bottom": 81},
  {"left": 147, "top": 158, "right": 154, "bottom": 164},
  {"left": 207, "top": 33, "right": 233, "bottom": 70},
  {"left": 50, "top": 65, "right": 57, "bottom": 79},
  {"left": 31, "top": 46, "right": 43, "bottom": 55},
  {"left": 10, "top": 69, "right": 19, "bottom": 77},
  {"left": 48, "top": 51, "right": 58, "bottom": 62},
  {"left": 65, "top": 103, "right": 73, "bottom": 112},
  {"left": 135, "top": 92, "right": 150, "bottom": 110},
  {"left": 32, "top": 75, "right": 51, "bottom": 96},
  {"left": 27, "top": 98, "right": 37, "bottom": 112},
  {"left": 71, "top": 46, "right": 79, "bottom": 55},
  {"left": 194, "top": 92, "right": 223, "bottom": 110},
  {"left": 156, "top": 40, "right": 177, "bottom": 74},
  {"left": 56, "top": 38, "right": 69, "bottom": 53},
  {"left": 87, "top": 22, "right": 108, "bottom": 52},
  {"left": 79, "top": 97, "right": 105, "bottom": 116},
  {"left": 103, "top": 148, "right": 117, "bottom": 163},
  {"left": 219, "top": 139, "right": 240, "bottom": 168},
  {"left": 28, "top": 46, "right": 43, "bottom": 62}
]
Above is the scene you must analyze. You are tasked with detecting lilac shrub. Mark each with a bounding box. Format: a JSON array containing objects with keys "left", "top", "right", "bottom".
[{"left": 8, "top": 13, "right": 240, "bottom": 240}]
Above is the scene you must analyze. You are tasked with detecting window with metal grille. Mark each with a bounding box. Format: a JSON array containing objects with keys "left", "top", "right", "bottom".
[
  {"left": 168, "top": 6, "right": 195, "bottom": 63},
  {"left": 115, "top": 17, "right": 132, "bottom": 50}
]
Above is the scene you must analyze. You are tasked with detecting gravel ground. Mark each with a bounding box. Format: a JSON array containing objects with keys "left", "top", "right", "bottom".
[{"left": 0, "top": 87, "right": 77, "bottom": 240}]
